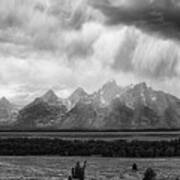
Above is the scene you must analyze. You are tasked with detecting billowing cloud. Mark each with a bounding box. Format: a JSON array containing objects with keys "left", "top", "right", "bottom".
[
  {"left": 110, "top": 26, "right": 180, "bottom": 79},
  {"left": 0, "top": 0, "right": 103, "bottom": 55},
  {"left": 0, "top": 0, "right": 180, "bottom": 103},
  {"left": 65, "top": 22, "right": 103, "bottom": 60},
  {"left": 90, "top": 0, "right": 180, "bottom": 39}
]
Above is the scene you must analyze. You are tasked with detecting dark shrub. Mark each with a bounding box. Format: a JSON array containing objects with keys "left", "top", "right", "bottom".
[
  {"left": 143, "top": 168, "right": 156, "bottom": 180},
  {"left": 132, "top": 163, "right": 138, "bottom": 171}
]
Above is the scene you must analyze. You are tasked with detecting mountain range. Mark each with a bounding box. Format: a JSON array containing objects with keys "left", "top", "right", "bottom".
[{"left": 1, "top": 80, "right": 180, "bottom": 130}]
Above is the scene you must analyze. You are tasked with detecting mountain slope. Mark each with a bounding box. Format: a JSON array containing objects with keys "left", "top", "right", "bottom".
[
  {"left": 61, "top": 82, "right": 180, "bottom": 129},
  {"left": 42, "top": 89, "right": 63, "bottom": 106},
  {"left": 0, "top": 97, "right": 18, "bottom": 124},
  {"left": 2, "top": 81, "right": 180, "bottom": 130},
  {"left": 16, "top": 97, "right": 67, "bottom": 129},
  {"left": 91, "top": 80, "right": 122, "bottom": 107},
  {"left": 67, "top": 87, "right": 90, "bottom": 109},
  {"left": 118, "top": 82, "right": 180, "bottom": 128},
  {"left": 61, "top": 101, "right": 97, "bottom": 129}
]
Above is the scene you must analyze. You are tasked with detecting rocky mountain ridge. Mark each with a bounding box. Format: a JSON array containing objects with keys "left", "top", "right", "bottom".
[{"left": 1, "top": 81, "right": 180, "bottom": 130}]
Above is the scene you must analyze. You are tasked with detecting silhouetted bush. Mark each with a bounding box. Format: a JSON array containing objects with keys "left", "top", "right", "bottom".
[
  {"left": 143, "top": 168, "right": 156, "bottom": 180},
  {"left": 132, "top": 163, "right": 138, "bottom": 171}
]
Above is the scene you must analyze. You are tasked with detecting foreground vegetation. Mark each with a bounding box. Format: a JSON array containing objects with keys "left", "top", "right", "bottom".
[
  {"left": 0, "top": 156, "right": 179, "bottom": 180},
  {"left": 0, "top": 138, "right": 179, "bottom": 157}
]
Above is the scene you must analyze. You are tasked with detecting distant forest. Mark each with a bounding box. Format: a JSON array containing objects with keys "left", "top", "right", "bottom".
[
  {"left": 0, "top": 138, "right": 180, "bottom": 157},
  {"left": 1, "top": 128, "right": 180, "bottom": 132}
]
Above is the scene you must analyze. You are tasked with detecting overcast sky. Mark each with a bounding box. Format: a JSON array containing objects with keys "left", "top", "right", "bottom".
[{"left": 1, "top": 0, "right": 180, "bottom": 104}]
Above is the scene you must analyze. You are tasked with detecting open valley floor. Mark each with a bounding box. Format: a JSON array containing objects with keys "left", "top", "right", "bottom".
[{"left": 0, "top": 157, "right": 179, "bottom": 180}]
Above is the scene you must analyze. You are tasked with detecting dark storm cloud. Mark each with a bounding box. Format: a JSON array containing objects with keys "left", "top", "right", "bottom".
[{"left": 89, "top": 0, "right": 180, "bottom": 39}]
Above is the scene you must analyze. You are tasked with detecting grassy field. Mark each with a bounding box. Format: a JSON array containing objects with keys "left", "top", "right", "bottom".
[
  {"left": 0, "top": 157, "right": 179, "bottom": 179},
  {"left": 0, "top": 131, "right": 180, "bottom": 141}
]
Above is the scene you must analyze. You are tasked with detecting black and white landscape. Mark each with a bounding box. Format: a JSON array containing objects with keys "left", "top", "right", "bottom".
[{"left": 1, "top": 0, "right": 180, "bottom": 179}]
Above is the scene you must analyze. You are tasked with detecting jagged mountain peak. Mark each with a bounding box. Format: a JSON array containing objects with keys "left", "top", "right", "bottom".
[
  {"left": 0, "top": 97, "right": 11, "bottom": 107},
  {"left": 125, "top": 82, "right": 149, "bottom": 96},
  {"left": 134, "top": 82, "right": 148, "bottom": 89},
  {"left": 100, "top": 80, "right": 120, "bottom": 94},
  {"left": 0, "top": 96, "right": 10, "bottom": 102},
  {"left": 102, "top": 79, "right": 118, "bottom": 89},
  {"left": 42, "top": 89, "right": 59, "bottom": 103},
  {"left": 91, "top": 80, "right": 122, "bottom": 106},
  {"left": 0, "top": 97, "right": 17, "bottom": 123},
  {"left": 43, "top": 89, "right": 57, "bottom": 98},
  {"left": 45, "top": 89, "right": 55, "bottom": 95},
  {"left": 68, "top": 87, "right": 89, "bottom": 109},
  {"left": 71, "top": 87, "right": 87, "bottom": 96},
  {"left": 3, "top": 81, "right": 180, "bottom": 130}
]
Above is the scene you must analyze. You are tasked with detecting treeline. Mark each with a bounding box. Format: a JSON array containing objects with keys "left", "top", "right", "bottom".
[
  {"left": 1, "top": 129, "right": 180, "bottom": 132},
  {"left": 0, "top": 138, "right": 179, "bottom": 157}
]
